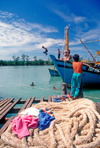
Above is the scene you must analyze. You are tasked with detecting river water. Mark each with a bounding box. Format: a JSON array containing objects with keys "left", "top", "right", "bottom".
[{"left": 0, "top": 65, "right": 100, "bottom": 103}]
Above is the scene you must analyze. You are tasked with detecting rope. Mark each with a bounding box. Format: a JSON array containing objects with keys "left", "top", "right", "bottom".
[
  {"left": 54, "top": 68, "right": 55, "bottom": 87},
  {"left": 64, "top": 60, "right": 66, "bottom": 82},
  {"left": 84, "top": 39, "right": 100, "bottom": 43},
  {"left": 61, "top": 30, "right": 66, "bottom": 58},
  {"left": 84, "top": 95, "right": 100, "bottom": 100},
  {"left": 0, "top": 80, "right": 61, "bottom": 93},
  {"left": 0, "top": 80, "right": 99, "bottom": 99}
]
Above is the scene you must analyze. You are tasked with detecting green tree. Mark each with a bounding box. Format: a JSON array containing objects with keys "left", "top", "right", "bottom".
[
  {"left": 38, "top": 59, "right": 44, "bottom": 65},
  {"left": 12, "top": 55, "right": 16, "bottom": 65},
  {"left": 15, "top": 56, "right": 20, "bottom": 65},
  {"left": 25, "top": 55, "right": 29, "bottom": 65},
  {"left": 0, "top": 60, "right": 4, "bottom": 66},
  {"left": 25, "top": 55, "right": 29, "bottom": 61},
  {"left": 12, "top": 55, "right": 16, "bottom": 61},
  {"left": 7, "top": 60, "right": 13, "bottom": 66},
  {"left": 33, "top": 56, "right": 37, "bottom": 61},
  {"left": 21, "top": 54, "right": 26, "bottom": 62}
]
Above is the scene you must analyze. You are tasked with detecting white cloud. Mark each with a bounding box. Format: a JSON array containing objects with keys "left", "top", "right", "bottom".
[
  {"left": 12, "top": 21, "right": 58, "bottom": 33},
  {"left": 0, "top": 11, "right": 63, "bottom": 60},
  {"left": 0, "top": 11, "right": 15, "bottom": 18},
  {"left": 53, "top": 9, "right": 72, "bottom": 22},
  {"left": 74, "top": 16, "right": 86, "bottom": 24},
  {"left": 53, "top": 9, "right": 86, "bottom": 24},
  {"left": 69, "top": 39, "right": 80, "bottom": 46},
  {"left": 76, "top": 28, "right": 100, "bottom": 42}
]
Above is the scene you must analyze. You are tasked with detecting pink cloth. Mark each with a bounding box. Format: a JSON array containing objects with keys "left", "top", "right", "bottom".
[{"left": 11, "top": 115, "right": 38, "bottom": 139}]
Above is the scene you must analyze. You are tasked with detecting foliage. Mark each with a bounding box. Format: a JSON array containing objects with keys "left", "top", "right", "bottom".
[{"left": 0, "top": 54, "right": 53, "bottom": 66}]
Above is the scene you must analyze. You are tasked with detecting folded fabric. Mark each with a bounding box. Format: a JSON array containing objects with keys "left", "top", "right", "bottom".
[
  {"left": 11, "top": 115, "right": 38, "bottom": 139},
  {"left": 38, "top": 111, "right": 55, "bottom": 130},
  {"left": 53, "top": 97, "right": 62, "bottom": 102},
  {"left": 19, "top": 107, "right": 39, "bottom": 117}
]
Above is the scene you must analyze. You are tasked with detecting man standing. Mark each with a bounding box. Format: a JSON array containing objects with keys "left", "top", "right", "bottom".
[
  {"left": 58, "top": 49, "right": 61, "bottom": 59},
  {"left": 71, "top": 54, "right": 82, "bottom": 99}
]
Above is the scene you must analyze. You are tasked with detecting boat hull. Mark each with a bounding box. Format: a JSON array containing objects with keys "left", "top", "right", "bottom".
[
  {"left": 48, "top": 68, "right": 60, "bottom": 76},
  {"left": 50, "top": 55, "right": 100, "bottom": 87}
]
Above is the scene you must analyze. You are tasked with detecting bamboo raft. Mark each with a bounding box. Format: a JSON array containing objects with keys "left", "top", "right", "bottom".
[{"left": 0, "top": 96, "right": 100, "bottom": 148}]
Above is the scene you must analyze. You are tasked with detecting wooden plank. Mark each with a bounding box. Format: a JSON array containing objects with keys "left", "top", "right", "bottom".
[
  {"left": 0, "top": 98, "right": 21, "bottom": 120},
  {"left": 33, "top": 99, "right": 40, "bottom": 103},
  {"left": 0, "top": 99, "right": 4, "bottom": 102},
  {"left": 0, "top": 116, "right": 15, "bottom": 137},
  {"left": 0, "top": 98, "right": 14, "bottom": 111},
  {"left": 0, "top": 98, "right": 10, "bottom": 107},
  {"left": 52, "top": 95, "right": 56, "bottom": 102},
  {"left": 8, "top": 107, "right": 21, "bottom": 113},
  {"left": 52, "top": 96, "right": 54, "bottom": 102},
  {"left": 0, "top": 98, "right": 8, "bottom": 103},
  {"left": 40, "top": 96, "right": 44, "bottom": 102},
  {"left": 0, "top": 103, "right": 13, "bottom": 115},
  {"left": 26, "top": 97, "right": 35, "bottom": 108},
  {"left": 17, "top": 97, "right": 31, "bottom": 114},
  {"left": 18, "top": 100, "right": 26, "bottom": 104},
  {"left": 48, "top": 96, "right": 52, "bottom": 102},
  {"left": 43, "top": 99, "right": 48, "bottom": 102}
]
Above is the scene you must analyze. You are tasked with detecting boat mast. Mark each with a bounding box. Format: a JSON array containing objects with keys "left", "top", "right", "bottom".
[
  {"left": 65, "top": 26, "right": 69, "bottom": 51},
  {"left": 80, "top": 39, "right": 96, "bottom": 62}
]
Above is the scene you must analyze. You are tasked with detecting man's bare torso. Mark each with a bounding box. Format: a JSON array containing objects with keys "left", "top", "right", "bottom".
[{"left": 73, "top": 61, "right": 82, "bottom": 74}]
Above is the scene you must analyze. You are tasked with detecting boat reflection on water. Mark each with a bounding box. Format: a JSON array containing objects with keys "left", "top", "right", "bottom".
[{"left": 49, "top": 76, "right": 63, "bottom": 84}]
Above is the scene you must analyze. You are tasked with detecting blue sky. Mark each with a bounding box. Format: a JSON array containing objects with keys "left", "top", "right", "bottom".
[{"left": 0, "top": 0, "right": 100, "bottom": 61}]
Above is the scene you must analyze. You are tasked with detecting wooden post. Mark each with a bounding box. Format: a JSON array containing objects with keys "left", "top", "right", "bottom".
[{"left": 62, "top": 83, "right": 67, "bottom": 95}]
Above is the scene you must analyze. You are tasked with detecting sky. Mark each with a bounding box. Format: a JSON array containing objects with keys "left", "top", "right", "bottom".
[{"left": 0, "top": 0, "right": 100, "bottom": 61}]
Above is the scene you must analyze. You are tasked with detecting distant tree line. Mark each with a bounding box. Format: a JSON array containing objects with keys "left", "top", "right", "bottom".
[{"left": 0, "top": 54, "right": 53, "bottom": 66}]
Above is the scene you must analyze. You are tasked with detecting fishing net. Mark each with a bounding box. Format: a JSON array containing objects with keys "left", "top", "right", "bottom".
[{"left": 1, "top": 98, "right": 100, "bottom": 148}]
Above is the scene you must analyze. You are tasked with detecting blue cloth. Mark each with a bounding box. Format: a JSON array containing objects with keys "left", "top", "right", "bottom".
[
  {"left": 53, "top": 97, "right": 62, "bottom": 102},
  {"left": 38, "top": 112, "right": 55, "bottom": 130},
  {"left": 71, "top": 73, "right": 82, "bottom": 98},
  {"left": 62, "top": 95, "right": 67, "bottom": 98}
]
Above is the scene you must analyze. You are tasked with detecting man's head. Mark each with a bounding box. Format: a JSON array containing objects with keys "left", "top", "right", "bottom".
[{"left": 73, "top": 54, "right": 79, "bottom": 62}]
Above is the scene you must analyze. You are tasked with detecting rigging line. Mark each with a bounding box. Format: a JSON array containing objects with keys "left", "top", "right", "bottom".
[
  {"left": 32, "top": 86, "right": 61, "bottom": 92},
  {"left": 54, "top": 68, "right": 55, "bottom": 87},
  {"left": 84, "top": 95, "right": 100, "bottom": 100},
  {"left": 84, "top": 39, "right": 100, "bottom": 43},
  {"left": 61, "top": 31, "right": 66, "bottom": 58},
  {"left": 80, "top": 39, "right": 96, "bottom": 62},
  {"left": 85, "top": 42, "right": 99, "bottom": 51},
  {"left": 64, "top": 60, "right": 66, "bottom": 83},
  {"left": 0, "top": 80, "right": 61, "bottom": 93},
  {"left": 15, "top": 82, "right": 61, "bottom": 92}
]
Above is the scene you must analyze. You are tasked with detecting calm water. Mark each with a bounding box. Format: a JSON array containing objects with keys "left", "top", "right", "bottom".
[{"left": 0, "top": 65, "right": 100, "bottom": 103}]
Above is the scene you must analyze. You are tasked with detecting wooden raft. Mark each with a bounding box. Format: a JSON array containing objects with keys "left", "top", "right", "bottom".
[
  {"left": 0, "top": 95, "right": 53, "bottom": 137},
  {"left": 0, "top": 97, "right": 35, "bottom": 136}
]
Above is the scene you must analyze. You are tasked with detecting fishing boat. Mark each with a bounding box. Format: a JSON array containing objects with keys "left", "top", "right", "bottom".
[
  {"left": 50, "top": 26, "right": 100, "bottom": 87},
  {"left": 48, "top": 68, "right": 60, "bottom": 76}
]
